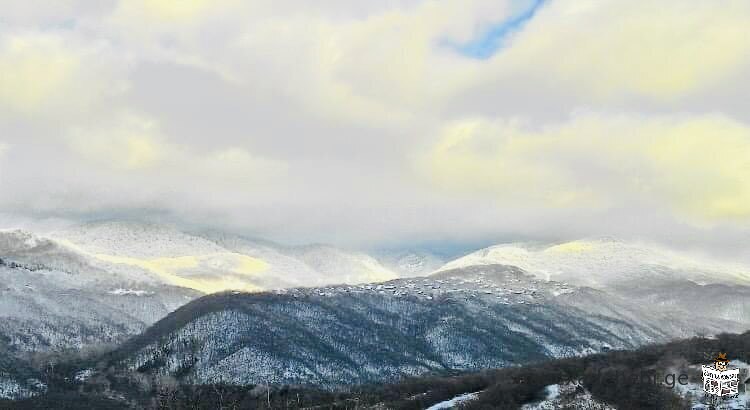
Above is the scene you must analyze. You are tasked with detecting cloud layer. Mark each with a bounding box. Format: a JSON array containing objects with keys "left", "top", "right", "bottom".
[{"left": 1, "top": 0, "right": 749, "bottom": 257}]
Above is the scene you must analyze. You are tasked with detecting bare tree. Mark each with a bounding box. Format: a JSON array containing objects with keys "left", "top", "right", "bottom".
[{"left": 156, "top": 375, "right": 180, "bottom": 410}]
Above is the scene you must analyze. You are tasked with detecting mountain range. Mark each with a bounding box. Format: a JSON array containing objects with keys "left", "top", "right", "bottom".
[
  {"left": 2, "top": 221, "right": 750, "bottom": 403},
  {"left": 0, "top": 221, "right": 412, "bottom": 352},
  {"left": 101, "top": 264, "right": 741, "bottom": 388}
]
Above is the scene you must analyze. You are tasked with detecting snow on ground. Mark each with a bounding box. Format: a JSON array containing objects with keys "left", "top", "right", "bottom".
[
  {"left": 74, "top": 369, "right": 95, "bottom": 383},
  {"left": 425, "top": 392, "right": 479, "bottom": 409},
  {"left": 676, "top": 360, "right": 750, "bottom": 409},
  {"left": 678, "top": 381, "right": 749, "bottom": 410},
  {"left": 521, "top": 382, "right": 615, "bottom": 410},
  {"left": 0, "top": 377, "right": 45, "bottom": 400},
  {"left": 107, "top": 288, "right": 154, "bottom": 296}
]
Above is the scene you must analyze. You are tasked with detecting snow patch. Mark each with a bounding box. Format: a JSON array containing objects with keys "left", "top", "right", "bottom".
[
  {"left": 426, "top": 391, "right": 479, "bottom": 409},
  {"left": 108, "top": 288, "right": 154, "bottom": 296}
]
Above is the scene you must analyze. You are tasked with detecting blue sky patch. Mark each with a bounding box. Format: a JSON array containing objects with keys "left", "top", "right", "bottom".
[{"left": 453, "top": 0, "right": 546, "bottom": 59}]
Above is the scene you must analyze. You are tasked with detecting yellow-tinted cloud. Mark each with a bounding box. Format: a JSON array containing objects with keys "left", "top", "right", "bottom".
[
  {"left": 105, "top": 0, "right": 509, "bottom": 128},
  {"left": 0, "top": 35, "right": 80, "bottom": 114},
  {"left": 67, "top": 113, "right": 287, "bottom": 190},
  {"left": 68, "top": 114, "right": 166, "bottom": 170},
  {"left": 646, "top": 118, "right": 750, "bottom": 218},
  {"left": 113, "top": 0, "right": 230, "bottom": 23},
  {"left": 423, "top": 114, "right": 750, "bottom": 221},
  {"left": 0, "top": 32, "right": 125, "bottom": 118},
  {"left": 497, "top": 1, "right": 750, "bottom": 99},
  {"left": 423, "top": 118, "right": 603, "bottom": 207}
]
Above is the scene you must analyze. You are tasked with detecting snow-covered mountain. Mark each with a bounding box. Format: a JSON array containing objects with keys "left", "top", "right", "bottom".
[
  {"left": 0, "top": 229, "right": 200, "bottom": 353},
  {"left": 0, "top": 222, "right": 404, "bottom": 355},
  {"left": 106, "top": 264, "right": 741, "bottom": 388},
  {"left": 47, "top": 221, "right": 399, "bottom": 293},
  {"left": 376, "top": 250, "right": 445, "bottom": 277},
  {"left": 437, "top": 238, "right": 750, "bottom": 288},
  {"left": 6, "top": 224, "right": 750, "bottom": 399},
  {"left": 437, "top": 238, "right": 750, "bottom": 326}
]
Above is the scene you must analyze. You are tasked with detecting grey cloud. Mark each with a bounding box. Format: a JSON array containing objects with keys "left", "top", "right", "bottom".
[{"left": 0, "top": 0, "right": 749, "bottom": 263}]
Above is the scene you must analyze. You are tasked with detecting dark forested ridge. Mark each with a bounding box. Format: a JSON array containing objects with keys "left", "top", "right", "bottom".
[
  {"left": 93, "top": 264, "right": 735, "bottom": 388},
  {"left": 4, "top": 330, "right": 750, "bottom": 409}
]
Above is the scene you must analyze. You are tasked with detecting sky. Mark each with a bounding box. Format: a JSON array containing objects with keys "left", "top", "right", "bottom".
[{"left": 1, "top": 0, "right": 750, "bottom": 257}]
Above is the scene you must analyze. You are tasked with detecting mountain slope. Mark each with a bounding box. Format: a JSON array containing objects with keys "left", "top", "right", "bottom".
[
  {"left": 0, "top": 222, "right": 402, "bottom": 353},
  {"left": 437, "top": 238, "right": 750, "bottom": 287},
  {"left": 376, "top": 250, "right": 446, "bottom": 277},
  {"left": 48, "top": 221, "right": 398, "bottom": 293},
  {"left": 438, "top": 238, "right": 750, "bottom": 326},
  {"left": 106, "top": 265, "right": 739, "bottom": 388},
  {"left": 0, "top": 229, "right": 200, "bottom": 353},
  {"left": 0, "top": 337, "right": 45, "bottom": 400}
]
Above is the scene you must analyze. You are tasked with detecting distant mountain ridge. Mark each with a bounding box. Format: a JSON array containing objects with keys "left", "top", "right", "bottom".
[
  {"left": 436, "top": 238, "right": 750, "bottom": 327},
  {"left": 47, "top": 221, "right": 400, "bottom": 293},
  {"left": 104, "top": 264, "right": 740, "bottom": 388},
  {"left": 436, "top": 238, "right": 750, "bottom": 287},
  {"left": 0, "top": 222, "right": 403, "bottom": 354},
  {"left": 3, "top": 226, "right": 750, "bottom": 402}
]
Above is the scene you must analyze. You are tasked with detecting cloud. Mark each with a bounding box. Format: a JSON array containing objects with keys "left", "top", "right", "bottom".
[
  {"left": 113, "top": 0, "right": 224, "bottom": 23},
  {"left": 0, "top": 34, "right": 80, "bottom": 115},
  {"left": 68, "top": 114, "right": 166, "bottom": 170},
  {"left": 102, "top": 0, "right": 522, "bottom": 127},
  {"left": 423, "top": 113, "right": 750, "bottom": 222},
  {"left": 0, "top": 0, "right": 749, "bottom": 256},
  {"left": 487, "top": 1, "right": 750, "bottom": 100},
  {"left": 66, "top": 112, "right": 287, "bottom": 182},
  {"left": 0, "top": 32, "right": 126, "bottom": 118}
]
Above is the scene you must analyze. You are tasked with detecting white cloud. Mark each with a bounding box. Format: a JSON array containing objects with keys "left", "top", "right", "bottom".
[
  {"left": 476, "top": 1, "right": 750, "bottom": 101},
  {"left": 0, "top": 0, "right": 749, "bottom": 253},
  {"left": 66, "top": 111, "right": 287, "bottom": 185},
  {"left": 423, "top": 113, "right": 750, "bottom": 222},
  {"left": 0, "top": 31, "right": 127, "bottom": 118}
]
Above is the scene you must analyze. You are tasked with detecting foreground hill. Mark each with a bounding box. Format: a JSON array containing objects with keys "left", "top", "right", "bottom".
[
  {"left": 7, "top": 329, "right": 750, "bottom": 408},
  {"left": 101, "top": 265, "right": 738, "bottom": 388},
  {"left": 0, "top": 340, "right": 44, "bottom": 400}
]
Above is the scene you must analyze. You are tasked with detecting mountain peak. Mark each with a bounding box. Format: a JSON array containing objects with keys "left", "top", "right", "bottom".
[{"left": 437, "top": 238, "right": 750, "bottom": 287}]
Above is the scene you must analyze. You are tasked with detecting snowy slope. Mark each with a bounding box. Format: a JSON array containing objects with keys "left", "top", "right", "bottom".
[
  {"left": 288, "top": 244, "right": 397, "bottom": 284},
  {"left": 437, "top": 238, "right": 750, "bottom": 288},
  {"left": 0, "top": 229, "right": 200, "bottom": 352},
  {"left": 426, "top": 391, "right": 479, "bottom": 409},
  {"left": 521, "top": 382, "right": 615, "bottom": 409},
  {"left": 377, "top": 250, "right": 445, "bottom": 277},
  {"left": 47, "top": 221, "right": 398, "bottom": 293},
  {"left": 0, "top": 222, "right": 400, "bottom": 353}
]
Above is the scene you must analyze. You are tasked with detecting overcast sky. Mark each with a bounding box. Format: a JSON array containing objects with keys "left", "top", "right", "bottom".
[{"left": 1, "top": 0, "right": 749, "bottom": 256}]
